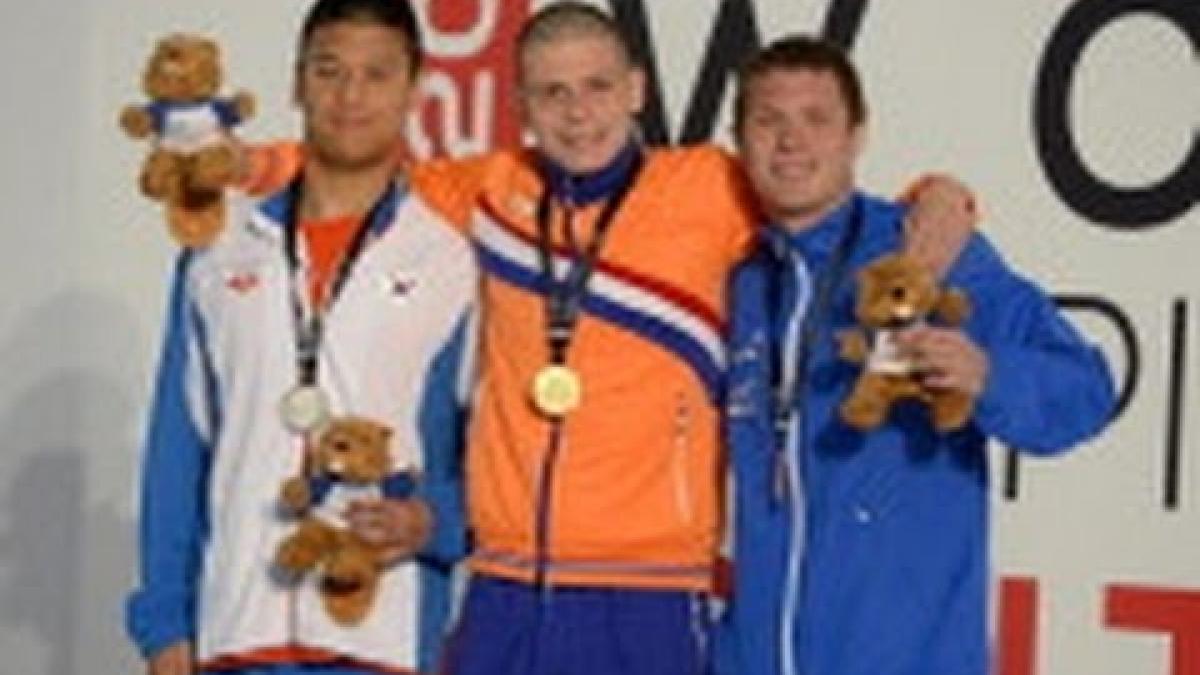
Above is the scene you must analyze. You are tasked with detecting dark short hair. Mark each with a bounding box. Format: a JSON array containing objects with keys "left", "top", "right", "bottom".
[
  {"left": 516, "top": 1, "right": 637, "bottom": 75},
  {"left": 734, "top": 34, "right": 866, "bottom": 132},
  {"left": 299, "top": 0, "right": 423, "bottom": 74}
]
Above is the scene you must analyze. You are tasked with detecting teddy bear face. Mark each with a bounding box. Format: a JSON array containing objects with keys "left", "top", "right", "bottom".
[
  {"left": 312, "top": 417, "right": 393, "bottom": 483},
  {"left": 854, "top": 253, "right": 939, "bottom": 329},
  {"left": 142, "top": 34, "right": 222, "bottom": 102}
]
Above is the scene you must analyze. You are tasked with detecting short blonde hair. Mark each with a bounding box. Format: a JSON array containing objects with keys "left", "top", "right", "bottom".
[{"left": 516, "top": 1, "right": 636, "bottom": 77}]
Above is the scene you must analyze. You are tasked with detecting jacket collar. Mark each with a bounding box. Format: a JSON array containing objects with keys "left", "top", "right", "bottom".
[
  {"left": 760, "top": 191, "right": 860, "bottom": 262},
  {"left": 536, "top": 139, "right": 642, "bottom": 206},
  {"left": 255, "top": 174, "right": 405, "bottom": 238}
]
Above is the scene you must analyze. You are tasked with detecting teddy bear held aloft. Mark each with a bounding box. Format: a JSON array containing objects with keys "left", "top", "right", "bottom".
[{"left": 119, "top": 34, "right": 254, "bottom": 248}]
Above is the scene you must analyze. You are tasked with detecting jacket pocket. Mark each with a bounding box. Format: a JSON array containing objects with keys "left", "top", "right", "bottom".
[{"left": 671, "top": 390, "right": 697, "bottom": 528}]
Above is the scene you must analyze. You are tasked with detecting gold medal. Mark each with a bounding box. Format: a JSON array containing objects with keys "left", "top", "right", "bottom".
[
  {"left": 279, "top": 384, "right": 331, "bottom": 433},
  {"left": 531, "top": 365, "right": 583, "bottom": 417}
]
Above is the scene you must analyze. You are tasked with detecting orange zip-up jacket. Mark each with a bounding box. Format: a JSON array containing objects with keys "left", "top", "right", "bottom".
[{"left": 243, "top": 143, "right": 757, "bottom": 591}]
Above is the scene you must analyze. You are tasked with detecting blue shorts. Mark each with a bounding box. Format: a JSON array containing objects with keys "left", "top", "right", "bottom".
[{"left": 442, "top": 575, "right": 713, "bottom": 675}]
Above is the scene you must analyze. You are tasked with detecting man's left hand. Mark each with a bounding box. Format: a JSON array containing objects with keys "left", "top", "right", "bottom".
[
  {"left": 902, "top": 174, "right": 978, "bottom": 278},
  {"left": 345, "top": 498, "right": 433, "bottom": 563}
]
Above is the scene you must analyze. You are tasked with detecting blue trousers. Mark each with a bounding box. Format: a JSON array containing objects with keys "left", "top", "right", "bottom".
[{"left": 443, "top": 575, "right": 712, "bottom": 675}]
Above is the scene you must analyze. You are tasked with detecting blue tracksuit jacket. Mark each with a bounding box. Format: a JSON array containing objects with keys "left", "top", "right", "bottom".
[{"left": 717, "top": 192, "right": 1114, "bottom": 675}]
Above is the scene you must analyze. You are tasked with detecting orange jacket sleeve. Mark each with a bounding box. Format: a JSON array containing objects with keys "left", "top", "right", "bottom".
[
  {"left": 240, "top": 141, "right": 305, "bottom": 196},
  {"left": 239, "top": 140, "right": 488, "bottom": 237},
  {"left": 409, "top": 155, "right": 490, "bottom": 234}
]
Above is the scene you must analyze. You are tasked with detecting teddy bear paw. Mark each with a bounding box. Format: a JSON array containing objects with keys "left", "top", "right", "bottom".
[
  {"left": 188, "top": 146, "right": 238, "bottom": 192},
  {"left": 931, "top": 393, "right": 973, "bottom": 432},
  {"left": 841, "top": 397, "right": 885, "bottom": 431},
  {"left": 274, "top": 537, "right": 321, "bottom": 575}
]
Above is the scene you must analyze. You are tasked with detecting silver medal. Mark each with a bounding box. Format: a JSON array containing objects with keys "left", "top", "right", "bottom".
[{"left": 279, "top": 384, "right": 331, "bottom": 433}]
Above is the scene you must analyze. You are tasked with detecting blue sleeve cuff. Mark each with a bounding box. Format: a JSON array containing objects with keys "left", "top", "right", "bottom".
[
  {"left": 214, "top": 98, "right": 241, "bottom": 128},
  {"left": 146, "top": 101, "right": 168, "bottom": 134},
  {"left": 126, "top": 587, "right": 193, "bottom": 658},
  {"left": 974, "top": 343, "right": 1021, "bottom": 438}
]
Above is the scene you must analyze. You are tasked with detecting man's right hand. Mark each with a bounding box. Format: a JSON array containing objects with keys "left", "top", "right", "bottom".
[{"left": 148, "top": 640, "right": 193, "bottom": 675}]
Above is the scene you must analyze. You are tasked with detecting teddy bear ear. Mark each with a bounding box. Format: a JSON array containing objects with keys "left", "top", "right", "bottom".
[{"left": 197, "top": 38, "right": 219, "bottom": 58}]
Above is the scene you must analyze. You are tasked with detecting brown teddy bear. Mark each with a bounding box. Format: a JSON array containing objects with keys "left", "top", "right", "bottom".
[
  {"left": 838, "top": 252, "right": 975, "bottom": 432},
  {"left": 119, "top": 34, "right": 255, "bottom": 248},
  {"left": 273, "top": 415, "right": 417, "bottom": 626}
]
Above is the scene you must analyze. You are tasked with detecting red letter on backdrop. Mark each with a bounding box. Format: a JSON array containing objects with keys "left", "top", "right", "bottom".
[
  {"left": 416, "top": 1, "right": 531, "bottom": 156},
  {"left": 997, "top": 576, "right": 1038, "bottom": 675},
  {"left": 1107, "top": 585, "right": 1200, "bottom": 675}
]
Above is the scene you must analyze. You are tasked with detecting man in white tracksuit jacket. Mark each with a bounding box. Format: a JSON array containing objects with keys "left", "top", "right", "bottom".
[{"left": 125, "top": 1, "right": 476, "bottom": 673}]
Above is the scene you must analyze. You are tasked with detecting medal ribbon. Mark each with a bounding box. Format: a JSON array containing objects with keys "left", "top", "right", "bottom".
[
  {"left": 529, "top": 154, "right": 643, "bottom": 590},
  {"left": 534, "top": 154, "right": 644, "bottom": 368},
  {"left": 770, "top": 196, "right": 866, "bottom": 501},
  {"left": 282, "top": 174, "right": 398, "bottom": 388}
]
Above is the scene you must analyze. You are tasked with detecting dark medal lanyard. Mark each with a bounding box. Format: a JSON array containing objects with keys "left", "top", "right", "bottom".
[
  {"left": 282, "top": 174, "right": 396, "bottom": 390},
  {"left": 529, "top": 155, "right": 643, "bottom": 592},
  {"left": 534, "top": 154, "right": 643, "bottom": 371},
  {"left": 771, "top": 196, "right": 865, "bottom": 502}
]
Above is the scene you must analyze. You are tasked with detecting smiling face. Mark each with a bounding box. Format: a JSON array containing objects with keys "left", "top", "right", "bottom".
[
  {"left": 518, "top": 32, "right": 645, "bottom": 175},
  {"left": 294, "top": 20, "right": 418, "bottom": 173},
  {"left": 737, "top": 66, "right": 864, "bottom": 233}
]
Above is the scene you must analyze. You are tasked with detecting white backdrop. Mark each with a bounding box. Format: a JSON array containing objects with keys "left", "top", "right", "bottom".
[{"left": 0, "top": 1, "right": 1194, "bottom": 673}]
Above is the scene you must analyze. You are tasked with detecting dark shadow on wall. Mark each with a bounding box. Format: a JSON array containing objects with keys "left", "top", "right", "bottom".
[
  {"left": 0, "top": 291, "right": 147, "bottom": 674},
  {"left": 0, "top": 451, "right": 83, "bottom": 675}
]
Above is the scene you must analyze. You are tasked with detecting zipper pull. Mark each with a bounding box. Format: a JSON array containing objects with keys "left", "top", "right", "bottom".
[
  {"left": 771, "top": 416, "right": 790, "bottom": 506},
  {"left": 773, "top": 455, "right": 789, "bottom": 505}
]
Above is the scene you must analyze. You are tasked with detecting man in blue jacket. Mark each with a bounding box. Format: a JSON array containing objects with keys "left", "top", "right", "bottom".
[{"left": 718, "top": 35, "right": 1115, "bottom": 675}]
